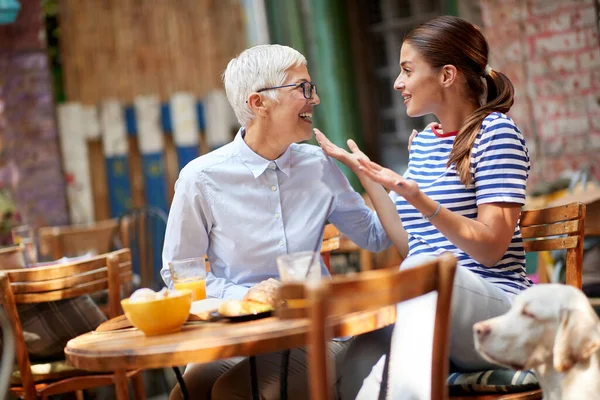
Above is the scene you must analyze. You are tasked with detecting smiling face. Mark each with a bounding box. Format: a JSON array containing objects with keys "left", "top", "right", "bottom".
[
  {"left": 265, "top": 64, "right": 320, "bottom": 143},
  {"left": 393, "top": 42, "right": 443, "bottom": 117}
]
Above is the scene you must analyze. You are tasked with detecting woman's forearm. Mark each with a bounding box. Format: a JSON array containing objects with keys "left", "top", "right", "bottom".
[
  {"left": 408, "top": 191, "right": 513, "bottom": 267},
  {"left": 358, "top": 175, "right": 409, "bottom": 258}
]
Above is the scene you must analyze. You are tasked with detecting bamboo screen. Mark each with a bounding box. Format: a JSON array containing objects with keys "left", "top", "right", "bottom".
[{"left": 59, "top": 0, "right": 246, "bottom": 103}]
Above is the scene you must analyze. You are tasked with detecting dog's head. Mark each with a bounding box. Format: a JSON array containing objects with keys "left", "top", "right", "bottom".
[{"left": 473, "top": 284, "right": 600, "bottom": 372}]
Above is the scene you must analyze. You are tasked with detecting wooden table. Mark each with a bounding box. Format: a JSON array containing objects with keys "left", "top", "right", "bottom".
[{"left": 65, "top": 306, "right": 396, "bottom": 398}]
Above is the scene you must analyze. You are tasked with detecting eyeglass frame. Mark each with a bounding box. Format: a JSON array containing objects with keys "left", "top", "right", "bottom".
[{"left": 256, "top": 81, "right": 318, "bottom": 100}]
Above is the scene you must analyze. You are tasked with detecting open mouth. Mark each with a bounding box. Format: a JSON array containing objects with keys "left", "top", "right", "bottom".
[
  {"left": 403, "top": 95, "right": 412, "bottom": 105},
  {"left": 299, "top": 112, "right": 312, "bottom": 123}
]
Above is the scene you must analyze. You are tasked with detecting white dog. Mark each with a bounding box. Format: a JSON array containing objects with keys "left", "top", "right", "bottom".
[{"left": 473, "top": 284, "right": 600, "bottom": 400}]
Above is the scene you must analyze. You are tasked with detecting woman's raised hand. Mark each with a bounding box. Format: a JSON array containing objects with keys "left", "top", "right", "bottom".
[
  {"left": 314, "top": 128, "right": 369, "bottom": 175},
  {"left": 357, "top": 158, "right": 419, "bottom": 199}
]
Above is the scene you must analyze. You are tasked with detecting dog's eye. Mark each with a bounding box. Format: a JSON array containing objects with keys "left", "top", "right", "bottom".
[{"left": 521, "top": 308, "right": 536, "bottom": 319}]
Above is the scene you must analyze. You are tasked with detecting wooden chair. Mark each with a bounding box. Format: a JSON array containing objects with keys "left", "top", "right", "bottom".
[
  {"left": 38, "top": 219, "right": 119, "bottom": 261},
  {"left": 0, "top": 246, "right": 26, "bottom": 270},
  {"left": 0, "top": 248, "right": 145, "bottom": 400},
  {"left": 449, "top": 202, "right": 586, "bottom": 400},
  {"left": 278, "top": 252, "right": 457, "bottom": 400}
]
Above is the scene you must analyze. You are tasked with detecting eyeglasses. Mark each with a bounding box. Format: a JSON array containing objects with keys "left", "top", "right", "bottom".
[{"left": 257, "top": 81, "right": 318, "bottom": 99}]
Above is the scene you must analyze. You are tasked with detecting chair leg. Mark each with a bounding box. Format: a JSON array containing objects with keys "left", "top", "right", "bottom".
[
  {"left": 132, "top": 372, "right": 146, "bottom": 400},
  {"left": 250, "top": 355, "right": 259, "bottom": 400},
  {"left": 76, "top": 390, "right": 85, "bottom": 400},
  {"left": 113, "top": 370, "right": 130, "bottom": 400}
]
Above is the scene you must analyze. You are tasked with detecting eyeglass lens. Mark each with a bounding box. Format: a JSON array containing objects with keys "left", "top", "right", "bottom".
[{"left": 301, "top": 82, "right": 317, "bottom": 99}]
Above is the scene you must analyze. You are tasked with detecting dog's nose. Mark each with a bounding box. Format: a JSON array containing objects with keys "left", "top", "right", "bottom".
[{"left": 473, "top": 322, "right": 491, "bottom": 339}]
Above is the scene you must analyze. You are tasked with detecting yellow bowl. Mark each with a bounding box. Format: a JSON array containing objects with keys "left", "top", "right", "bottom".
[{"left": 121, "top": 289, "right": 192, "bottom": 336}]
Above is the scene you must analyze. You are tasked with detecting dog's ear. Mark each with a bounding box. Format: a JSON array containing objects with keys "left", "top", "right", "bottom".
[{"left": 553, "top": 307, "right": 600, "bottom": 372}]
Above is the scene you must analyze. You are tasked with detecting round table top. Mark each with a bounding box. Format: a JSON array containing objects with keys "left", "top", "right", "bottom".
[{"left": 65, "top": 305, "right": 396, "bottom": 372}]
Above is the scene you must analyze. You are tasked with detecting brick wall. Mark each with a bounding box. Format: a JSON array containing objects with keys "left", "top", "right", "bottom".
[
  {"left": 0, "top": 1, "right": 68, "bottom": 228},
  {"left": 481, "top": 0, "right": 600, "bottom": 190}
]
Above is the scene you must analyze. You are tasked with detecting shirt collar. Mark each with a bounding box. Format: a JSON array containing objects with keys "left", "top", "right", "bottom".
[{"left": 234, "top": 128, "right": 291, "bottom": 178}]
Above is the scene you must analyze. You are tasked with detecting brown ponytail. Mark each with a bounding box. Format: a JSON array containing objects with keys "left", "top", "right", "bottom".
[{"left": 404, "top": 16, "right": 516, "bottom": 186}]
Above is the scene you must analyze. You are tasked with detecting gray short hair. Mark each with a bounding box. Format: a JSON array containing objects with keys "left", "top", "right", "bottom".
[{"left": 223, "top": 44, "right": 307, "bottom": 126}]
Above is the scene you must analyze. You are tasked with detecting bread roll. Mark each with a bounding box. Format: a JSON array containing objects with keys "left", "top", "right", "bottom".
[{"left": 218, "top": 300, "right": 246, "bottom": 316}]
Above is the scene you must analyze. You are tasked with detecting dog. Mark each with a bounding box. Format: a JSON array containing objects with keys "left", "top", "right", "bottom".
[{"left": 473, "top": 284, "right": 600, "bottom": 400}]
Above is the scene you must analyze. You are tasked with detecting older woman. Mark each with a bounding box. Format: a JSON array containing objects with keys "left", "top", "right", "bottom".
[
  {"left": 316, "top": 16, "right": 532, "bottom": 399},
  {"left": 162, "top": 44, "right": 392, "bottom": 399}
]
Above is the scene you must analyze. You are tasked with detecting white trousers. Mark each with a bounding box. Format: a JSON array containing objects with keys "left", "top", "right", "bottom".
[{"left": 340, "top": 254, "right": 516, "bottom": 400}]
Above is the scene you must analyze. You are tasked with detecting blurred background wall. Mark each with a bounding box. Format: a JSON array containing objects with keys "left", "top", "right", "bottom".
[
  {"left": 0, "top": 0, "right": 68, "bottom": 230},
  {"left": 0, "top": 0, "right": 598, "bottom": 228}
]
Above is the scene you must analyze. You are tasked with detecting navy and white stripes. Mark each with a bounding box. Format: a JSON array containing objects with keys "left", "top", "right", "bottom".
[{"left": 394, "top": 112, "right": 532, "bottom": 294}]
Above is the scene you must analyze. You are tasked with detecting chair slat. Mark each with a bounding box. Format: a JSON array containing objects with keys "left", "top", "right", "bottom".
[
  {"left": 320, "top": 237, "right": 340, "bottom": 254},
  {"left": 12, "top": 268, "right": 131, "bottom": 294},
  {"left": 522, "top": 236, "right": 579, "bottom": 252},
  {"left": 323, "top": 224, "right": 339, "bottom": 240},
  {"left": 520, "top": 203, "right": 581, "bottom": 226},
  {"left": 6, "top": 257, "right": 109, "bottom": 282},
  {"left": 520, "top": 220, "right": 580, "bottom": 239},
  {"left": 13, "top": 279, "right": 110, "bottom": 303}
]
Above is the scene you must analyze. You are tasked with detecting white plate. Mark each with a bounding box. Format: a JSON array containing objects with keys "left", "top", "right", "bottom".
[{"left": 190, "top": 298, "right": 225, "bottom": 314}]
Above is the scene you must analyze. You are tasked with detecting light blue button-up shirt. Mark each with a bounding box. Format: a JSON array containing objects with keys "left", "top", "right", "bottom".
[{"left": 161, "top": 130, "right": 391, "bottom": 299}]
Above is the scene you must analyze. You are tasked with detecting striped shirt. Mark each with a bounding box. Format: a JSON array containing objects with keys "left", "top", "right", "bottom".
[{"left": 393, "top": 112, "right": 532, "bottom": 294}]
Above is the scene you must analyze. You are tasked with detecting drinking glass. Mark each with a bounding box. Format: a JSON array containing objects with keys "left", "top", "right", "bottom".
[
  {"left": 276, "top": 251, "right": 322, "bottom": 282},
  {"left": 11, "top": 225, "right": 38, "bottom": 266},
  {"left": 168, "top": 257, "right": 207, "bottom": 301},
  {"left": 277, "top": 251, "right": 322, "bottom": 309}
]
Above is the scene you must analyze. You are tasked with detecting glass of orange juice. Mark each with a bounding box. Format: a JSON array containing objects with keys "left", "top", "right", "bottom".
[{"left": 168, "top": 257, "right": 207, "bottom": 301}]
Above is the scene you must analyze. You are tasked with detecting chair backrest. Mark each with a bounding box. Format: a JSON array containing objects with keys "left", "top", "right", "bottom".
[
  {"left": 0, "top": 249, "right": 133, "bottom": 399},
  {"left": 321, "top": 224, "right": 340, "bottom": 272},
  {"left": 278, "top": 253, "right": 457, "bottom": 400},
  {"left": 0, "top": 246, "right": 25, "bottom": 270},
  {"left": 118, "top": 207, "right": 168, "bottom": 290},
  {"left": 520, "top": 202, "right": 586, "bottom": 288},
  {"left": 38, "top": 219, "right": 120, "bottom": 261}
]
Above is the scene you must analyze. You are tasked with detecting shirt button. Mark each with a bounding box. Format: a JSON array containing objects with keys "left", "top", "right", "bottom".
[
  {"left": 269, "top": 162, "right": 276, "bottom": 170},
  {"left": 275, "top": 213, "right": 280, "bottom": 219},
  {"left": 271, "top": 185, "right": 277, "bottom": 191},
  {"left": 279, "top": 240, "right": 284, "bottom": 246}
]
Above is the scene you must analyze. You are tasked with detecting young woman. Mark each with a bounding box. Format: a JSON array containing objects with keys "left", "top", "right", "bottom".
[{"left": 315, "top": 15, "right": 532, "bottom": 399}]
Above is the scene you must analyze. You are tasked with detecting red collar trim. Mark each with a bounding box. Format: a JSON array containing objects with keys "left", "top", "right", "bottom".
[{"left": 431, "top": 124, "right": 458, "bottom": 138}]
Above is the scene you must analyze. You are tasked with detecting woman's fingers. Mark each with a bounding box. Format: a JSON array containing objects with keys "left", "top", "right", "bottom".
[
  {"left": 314, "top": 129, "right": 328, "bottom": 145},
  {"left": 314, "top": 129, "right": 338, "bottom": 155},
  {"left": 347, "top": 139, "right": 360, "bottom": 153},
  {"left": 358, "top": 158, "right": 383, "bottom": 172}
]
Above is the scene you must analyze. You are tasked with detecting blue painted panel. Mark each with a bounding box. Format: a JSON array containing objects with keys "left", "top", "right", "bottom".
[
  {"left": 105, "top": 155, "right": 133, "bottom": 218},
  {"left": 142, "top": 152, "right": 168, "bottom": 287},
  {"left": 124, "top": 106, "right": 137, "bottom": 136},
  {"left": 196, "top": 102, "right": 205, "bottom": 132},
  {"left": 176, "top": 146, "right": 199, "bottom": 170},
  {"left": 142, "top": 152, "right": 168, "bottom": 213},
  {"left": 160, "top": 103, "right": 172, "bottom": 134}
]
